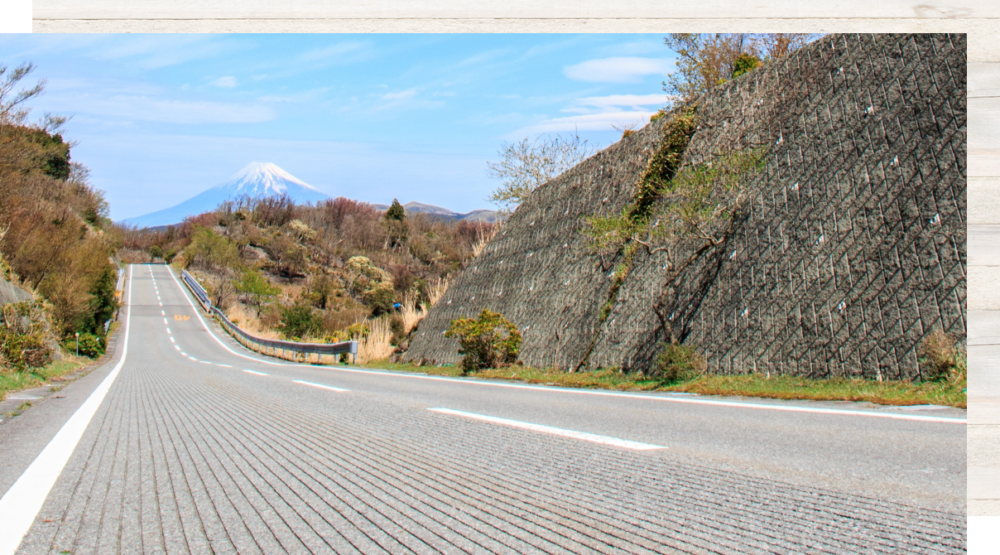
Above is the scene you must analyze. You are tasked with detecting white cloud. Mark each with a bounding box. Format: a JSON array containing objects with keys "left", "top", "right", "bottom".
[
  {"left": 212, "top": 76, "right": 238, "bottom": 88},
  {"left": 257, "top": 88, "right": 330, "bottom": 103},
  {"left": 381, "top": 89, "right": 417, "bottom": 101},
  {"left": 563, "top": 57, "right": 673, "bottom": 83},
  {"left": 78, "top": 95, "right": 275, "bottom": 124},
  {"left": 569, "top": 93, "right": 670, "bottom": 112},
  {"left": 297, "top": 41, "right": 370, "bottom": 64},
  {"left": 508, "top": 111, "right": 656, "bottom": 137}
]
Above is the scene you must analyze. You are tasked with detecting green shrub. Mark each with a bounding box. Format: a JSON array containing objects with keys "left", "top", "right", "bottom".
[
  {"left": 65, "top": 332, "right": 105, "bottom": 358},
  {"left": 652, "top": 342, "right": 706, "bottom": 382},
  {"left": 278, "top": 304, "right": 322, "bottom": 340},
  {"left": 346, "top": 323, "right": 370, "bottom": 339},
  {"left": 445, "top": 309, "right": 522, "bottom": 374},
  {"left": 917, "top": 329, "right": 965, "bottom": 382},
  {"left": 390, "top": 316, "right": 405, "bottom": 346},
  {"left": 2, "top": 330, "right": 52, "bottom": 370},
  {"left": 731, "top": 53, "right": 762, "bottom": 78},
  {"left": 1, "top": 301, "right": 54, "bottom": 370},
  {"left": 363, "top": 286, "right": 396, "bottom": 316}
]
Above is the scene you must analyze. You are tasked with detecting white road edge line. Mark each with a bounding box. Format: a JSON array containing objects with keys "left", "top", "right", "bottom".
[
  {"left": 243, "top": 369, "right": 268, "bottom": 376},
  {"left": 429, "top": 408, "right": 665, "bottom": 451},
  {"left": 164, "top": 267, "right": 966, "bottom": 425},
  {"left": 0, "top": 266, "right": 133, "bottom": 555},
  {"left": 293, "top": 380, "right": 349, "bottom": 393}
]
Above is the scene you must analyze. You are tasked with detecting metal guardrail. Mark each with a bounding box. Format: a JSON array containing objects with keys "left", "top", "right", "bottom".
[
  {"left": 104, "top": 265, "right": 126, "bottom": 334},
  {"left": 180, "top": 269, "right": 358, "bottom": 364}
]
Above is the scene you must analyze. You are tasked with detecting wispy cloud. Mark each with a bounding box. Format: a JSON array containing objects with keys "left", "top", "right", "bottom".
[
  {"left": 297, "top": 41, "right": 372, "bottom": 64},
  {"left": 95, "top": 35, "right": 248, "bottom": 70},
  {"left": 74, "top": 95, "right": 274, "bottom": 124},
  {"left": 567, "top": 93, "right": 669, "bottom": 113},
  {"left": 212, "top": 76, "right": 238, "bottom": 88},
  {"left": 563, "top": 57, "right": 673, "bottom": 83},
  {"left": 257, "top": 88, "right": 330, "bottom": 103},
  {"left": 507, "top": 111, "right": 655, "bottom": 137}
]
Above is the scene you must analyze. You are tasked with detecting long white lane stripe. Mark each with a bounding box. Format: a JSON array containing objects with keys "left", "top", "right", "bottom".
[
  {"left": 243, "top": 370, "right": 268, "bottom": 376},
  {"left": 165, "top": 267, "right": 965, "bottom": 425},
  {"left": 293, "top": 380, "right": 349, "bottom": 393},
  {"left": 430, "top": 408, "right": 665, "bottom": 451},
  {"left": 0, "top": 266, "right": 133, "bottom": 555}
]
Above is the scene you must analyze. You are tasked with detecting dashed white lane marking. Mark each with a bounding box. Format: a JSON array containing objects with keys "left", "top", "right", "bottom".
[
  {"left": 180, "top": 351, "right": 187, "bottom": 356},
  {"left": 160, "top": 310, "right": 165, "bottom": 316},
  {"left": 165, "top": 327, "right": 171, "bottom": 334},
  {"left": 0, "top": 266, "right": 134, "bottom": 555},
  {"left": 293, "top": 380, "right": 349, "bottom": 393},
  {"left": 216, "top": 364, "right": 232, "bottom": 368},
  {"left": 163, "top": 318, "right": 168, "bottom": 325},
  {"left": 243, "top": 369, "right": 268, "bottom": 376},
  {"left": 200, "top": 361, "right": 212, "bottom": 365},
  {"left": 169, "top": 337, "right": 175, "bottom": 343},
  {"left": 165, "top": 267, "right": 967, "bottom": 426},
  {"left": 174, "top": 345, "right": 180, "bottom": 351},
  {"left": 158, "top": 302, "right": 162, "bottom": 307},
  {"left": 429, "top": 408, "right": 666, "bottom": 451}
]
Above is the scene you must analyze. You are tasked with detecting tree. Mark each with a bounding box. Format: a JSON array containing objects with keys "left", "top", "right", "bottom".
[
  {"left": 486, "top": 133, "right": 594, "bottom": 214},
  {"left": 384, "top": 198, "right": 408, "bottom": 248},
  {"left": 235, "top": 269, "right": 280, "bottom": 317},
  {"left": 385, "top": 199, "right": 405, "bottom": 221},
  {"left": 662, "top": 33, "right": 815, "bottom": 105}
]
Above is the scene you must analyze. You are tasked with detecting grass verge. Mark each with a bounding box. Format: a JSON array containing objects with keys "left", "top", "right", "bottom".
[
  {"left": 0, "top": 358, "right": 86, "bottom": 402},
  {"left": 355, "top": 360, "right": 966, "bottom": 408}
]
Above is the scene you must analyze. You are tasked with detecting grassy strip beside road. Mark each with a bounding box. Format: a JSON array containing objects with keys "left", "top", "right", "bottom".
[
  {"left": 0, "top": 358, "right": 86, "bottom": 401},
  {"left": 358, "top": 360, "right": 967, "bottom": 408}
]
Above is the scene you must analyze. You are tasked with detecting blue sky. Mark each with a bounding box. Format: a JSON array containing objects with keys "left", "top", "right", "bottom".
[{"left": 0, "top": 34, "right": 677, "bottom": 219}]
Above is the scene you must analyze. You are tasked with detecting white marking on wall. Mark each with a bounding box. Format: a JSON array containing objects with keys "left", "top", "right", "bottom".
[{"left": 429, "top": 408, "right": 665, "bottom": 451}]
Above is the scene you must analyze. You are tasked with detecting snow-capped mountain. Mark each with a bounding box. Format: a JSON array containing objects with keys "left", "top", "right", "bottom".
[{"left": 123, "top": 162, "right": 330, "bottom": 228}]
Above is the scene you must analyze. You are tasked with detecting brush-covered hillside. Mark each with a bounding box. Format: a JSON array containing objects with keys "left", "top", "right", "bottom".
[
  {"left": 0, "top": 67, "right": 122, "bottom": 372},
  {"left": 123, "top": 196, "right": 494, "bottom": 361}
]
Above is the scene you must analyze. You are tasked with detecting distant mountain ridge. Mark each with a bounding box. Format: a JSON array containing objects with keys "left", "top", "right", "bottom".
[
  {"left": 373, "top": 201, "right": 501, "bottom": 223},
  {"left": 123, "top": 162, "right": 500, "bottom": 228},
  {"left": 122, "top": 162, "right": 330, "bottom": 228}
]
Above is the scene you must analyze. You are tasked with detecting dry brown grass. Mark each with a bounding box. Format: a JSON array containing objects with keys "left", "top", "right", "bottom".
[
  {"left": 224, "top": 303, "right": 282, "bottom": 340},
  {"left": 357, "top": 317, "right": 395, "bottom": 363},
  {"left": 398, "top": 293, "right": 427, "bottom": 335},
  {"left": 471, "top": 225, "right": 499, "bottom": 258},
  {"left": 426, "top": 276, "right": 449, "bottom": 307}
]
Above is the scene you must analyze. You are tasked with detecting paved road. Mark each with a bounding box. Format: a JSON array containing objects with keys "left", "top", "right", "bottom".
[{"left": 0, "top": 265, "right": 966, "bottom": 553}]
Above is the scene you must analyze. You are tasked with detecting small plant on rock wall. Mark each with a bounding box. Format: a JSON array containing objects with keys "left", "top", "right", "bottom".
[
  {"left": 445, "top": 309, "right": 522, "bottom": 374},
  {"left": 652, "top": 342, "right": 706, "bottom": 383},
  {"left": 917, "top": 329, "right": 966, "bottom": 383}
]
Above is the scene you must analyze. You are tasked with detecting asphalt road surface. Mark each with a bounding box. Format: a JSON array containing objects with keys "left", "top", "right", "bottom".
[{"left": 0, "top": 265, "right": 967, "bottom": 553}]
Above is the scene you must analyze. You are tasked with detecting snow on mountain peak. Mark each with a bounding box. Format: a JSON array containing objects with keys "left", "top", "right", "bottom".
[{"left": 220, "top": 161, "right": 322, "bottom": 196}]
